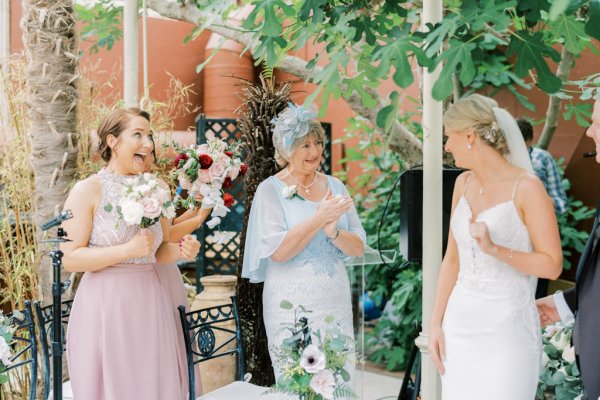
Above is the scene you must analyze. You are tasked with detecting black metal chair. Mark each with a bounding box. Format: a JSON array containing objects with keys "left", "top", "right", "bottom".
[
  {"left": 33, "top": 299, "right": 73, "bottom": 400},
  {"left": 3, "top": 301, "right": 38, "bottom": 400},
  {"left": 178, "top": 296, "right": 244, "bottom": 400}
]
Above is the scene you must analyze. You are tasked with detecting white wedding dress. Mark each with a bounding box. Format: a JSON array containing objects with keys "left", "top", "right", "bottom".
[{"left": 442, "top": 175, "right": 541, "bottom": 399}]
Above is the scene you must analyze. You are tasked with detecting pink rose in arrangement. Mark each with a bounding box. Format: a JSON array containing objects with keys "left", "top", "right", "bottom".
[
  {"left": 197, "top": 169, "right": 212, "bottom": 184},
  {"left": 140, "top": 197, "right": 162, "bottom": 219},
  {"left": 209, "top": 162, "right": 226, "bottom": 180}
]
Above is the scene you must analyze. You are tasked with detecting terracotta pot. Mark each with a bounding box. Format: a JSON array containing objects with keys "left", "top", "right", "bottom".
[
  {"left": 191, "top": 275, "right": 238, "bottom": 394},
  {"left": 203, "top": 35, "right": 254, "bottom": 119}
]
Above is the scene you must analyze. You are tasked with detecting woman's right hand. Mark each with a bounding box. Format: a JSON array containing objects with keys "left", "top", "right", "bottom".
[
  {"left": 428, "top": 324, "right": 446, "bottom": 375},
  {"left": 316, "top": 190, "right": 353, "bottom": 224},
  {"left": 126, "top": 230, "right": 155, "bottom": 258}
]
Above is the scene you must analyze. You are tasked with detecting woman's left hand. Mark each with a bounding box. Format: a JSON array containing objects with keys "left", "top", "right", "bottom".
[
  {"left": 468, "top": 218, "right": 495, "bottom": 254},
  {"left": 179, "top": 234, "right": 200, "bottom": 259}
]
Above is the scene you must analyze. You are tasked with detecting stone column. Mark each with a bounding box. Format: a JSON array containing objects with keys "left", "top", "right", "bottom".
[{"left": 191, "top": 275, "right": 238, "bottom": 394}]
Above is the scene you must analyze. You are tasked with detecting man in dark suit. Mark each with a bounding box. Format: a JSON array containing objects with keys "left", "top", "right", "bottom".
[{"left": 537, "top": 98, "right": 600, "bottom": 400}]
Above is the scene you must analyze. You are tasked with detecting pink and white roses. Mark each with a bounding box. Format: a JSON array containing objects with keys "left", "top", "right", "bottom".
[
  {"left": 105, "top": 173, "right": 176, "bottom": 228},
  {"left": 172, "top": 133, "right": 247, "bottom": 238}
]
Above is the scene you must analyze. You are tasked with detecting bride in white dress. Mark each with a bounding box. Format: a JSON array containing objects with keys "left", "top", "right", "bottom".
[{"left": 428, "top": 94, "right": 563, "bottom": 399}]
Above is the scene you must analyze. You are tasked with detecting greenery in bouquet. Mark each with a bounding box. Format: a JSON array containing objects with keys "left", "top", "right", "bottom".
[
  {"left": 268, "top": 300, "right": 356, "bottom": 400},
  {"left": 171, "top": 133, "right": 247, "bottom": 241},
  {"left": 0, "top": 312, "right": 17, "bottom": 385},
  {"left": 536, "top": 322, "right": 582, "bottom": 400},
  {"left": 103, "top": 173, "right": 176, "bottom": 229}
]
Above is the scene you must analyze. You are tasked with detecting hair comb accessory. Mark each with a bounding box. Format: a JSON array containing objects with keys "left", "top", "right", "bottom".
[
  {"left": 483, "top": 121, "right": 499, "bottom": 143},
  {"left": 271, "top": 103, "right": 318, "bottom": 155}
]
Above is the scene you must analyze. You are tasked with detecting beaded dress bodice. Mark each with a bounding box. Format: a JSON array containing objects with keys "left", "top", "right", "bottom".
[{"left": 88, "top": 169, "right": 163, "bottom": 264}]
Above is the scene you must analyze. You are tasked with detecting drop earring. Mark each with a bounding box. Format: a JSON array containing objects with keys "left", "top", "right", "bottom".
[{"left": 467, "top": 143, "right": 472, "bottom": 150}]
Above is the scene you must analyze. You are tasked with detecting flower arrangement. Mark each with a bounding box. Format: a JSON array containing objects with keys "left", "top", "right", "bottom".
[
  {"left": 0, "top": 312, "right": 16, "bottom": 384},
  {"left": 268, "top": 301, "right": 356, "bottom": 400},
  {"left": 172, "top": 133, "right": 246, "bottom": 237},
  {"left": 104, "top": 172, "right": 176, "bottom": 228},
  {"left": 537, "top": 322, "right": 582, "bottom": 400}
]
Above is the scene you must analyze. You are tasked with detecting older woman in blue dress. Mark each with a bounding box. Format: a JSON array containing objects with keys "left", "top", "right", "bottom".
[{"left": 241, "top": 104, "right": 366, "bottom": 389}]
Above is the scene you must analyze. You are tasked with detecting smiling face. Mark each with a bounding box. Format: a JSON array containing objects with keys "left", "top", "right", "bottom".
[
  {"left": 107, "top": 115, "right": 153, "bottom": 175},
  {"left": 288, "top": 134, "right": 324, "bottom": 173},
  {"left": 586, "top": 100, "right": 600, "bottom": 163}
]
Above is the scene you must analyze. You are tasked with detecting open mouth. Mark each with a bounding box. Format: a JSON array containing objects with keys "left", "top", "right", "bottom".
[{"left": 134, "top": 153, "right": 147, "bottom": 164}]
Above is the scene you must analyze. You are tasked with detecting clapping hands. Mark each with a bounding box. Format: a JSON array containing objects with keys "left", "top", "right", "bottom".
[{"left": 317, "top": 189, "right": 353, "bottom": 235}]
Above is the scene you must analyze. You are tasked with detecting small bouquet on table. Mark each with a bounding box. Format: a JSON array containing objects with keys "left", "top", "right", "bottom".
[
  {"left": 104, "top": 172, "right": 176, "bottom": 228},
  {"left": 172, "top": 133, "right": 247, "bottom": 243},
  {"left": 268, "top": 301, "right": 356, "bottom": 400}
]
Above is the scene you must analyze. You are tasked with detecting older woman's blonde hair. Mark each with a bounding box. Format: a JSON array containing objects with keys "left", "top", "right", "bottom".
[
  {"left": 274, "top": 120, "right": 326, "bottom": 168},
  {"left": 444, "top": 94, "right": 509, "bottom": 155}
]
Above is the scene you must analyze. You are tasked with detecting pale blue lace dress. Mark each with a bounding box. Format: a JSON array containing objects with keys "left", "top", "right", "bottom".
[{"left": 242, "top": 175, "right": 366, "bottom": 389}]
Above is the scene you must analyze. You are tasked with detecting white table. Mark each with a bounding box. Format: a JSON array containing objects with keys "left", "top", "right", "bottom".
[{"left": 197, "top": 381, "right": 293, "bottom": 400}]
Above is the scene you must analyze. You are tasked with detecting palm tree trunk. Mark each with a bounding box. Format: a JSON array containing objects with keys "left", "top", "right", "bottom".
[
  {"left": 235, "top": 77, "right": 292, "bottom": 386},
  {"left": 21, "top": 0, "right": 79, "bottom": 303}
]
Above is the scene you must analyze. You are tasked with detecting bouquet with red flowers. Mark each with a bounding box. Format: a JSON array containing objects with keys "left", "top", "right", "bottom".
[{"left": 172, "top": 133, "right": 246, "bottom": 238}]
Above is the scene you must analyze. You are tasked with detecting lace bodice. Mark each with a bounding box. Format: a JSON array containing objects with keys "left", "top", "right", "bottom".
[
  {"left": 451, "top": 195, "right": 536, "bottom": 295},
  {"left": 88, "top": 169, "right": 163, "bottom": 264}
]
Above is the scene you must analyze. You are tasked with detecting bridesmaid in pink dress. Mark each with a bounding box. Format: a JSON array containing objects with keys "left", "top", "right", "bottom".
[
  {"left": 145, "top": 147, "right": 211, "bottom": 396},
  {"left": 61, "top": 108, "right": 200, "bottom": 400}
]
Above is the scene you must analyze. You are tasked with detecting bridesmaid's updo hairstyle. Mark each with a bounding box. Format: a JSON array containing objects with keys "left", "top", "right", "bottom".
[
  {"left": 444, "top": 94, "right": 509, "bottom": 155},
  {"left": 274, "top": 120, "right": 325, "bottom": 168},
  {"left": 97, "top": 107, "right": 151, "bottom": 162}
]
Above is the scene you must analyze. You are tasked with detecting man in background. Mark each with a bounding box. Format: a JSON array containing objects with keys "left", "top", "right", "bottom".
[{"left": 517, "top": 118, "right": 568, "bottom": 215}]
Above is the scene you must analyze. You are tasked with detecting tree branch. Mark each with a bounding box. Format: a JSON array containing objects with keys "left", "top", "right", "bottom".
[
  {"left": 537, "top": 47, "right": 575, "bottom": 149},
  {"left": 146, "top": 0, "right": 423, "bottom": 165}
]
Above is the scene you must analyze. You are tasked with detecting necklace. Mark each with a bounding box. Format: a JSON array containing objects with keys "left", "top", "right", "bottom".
[
  {"left": 478, "top": 162, "right": 511, "bottom": 195},
  {"left": 285, "top": 168, "right": 319, "bottom": 195}
]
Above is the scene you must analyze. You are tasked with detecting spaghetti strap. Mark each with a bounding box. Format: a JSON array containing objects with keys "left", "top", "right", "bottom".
[
  {"left": 462, "top": 172, "right": 473, "bottom": 197},
  {"left": 511, "top": 173, "right": 527, "bottom": 200}
]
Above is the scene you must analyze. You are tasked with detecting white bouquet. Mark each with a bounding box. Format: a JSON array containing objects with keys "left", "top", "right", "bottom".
[{"left": 105, "top": 173, "right": 176, "bottom": 228}]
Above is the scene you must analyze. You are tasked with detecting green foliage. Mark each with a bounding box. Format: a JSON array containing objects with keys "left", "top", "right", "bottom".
[
  {"left": 75, "top": 0, "right": 123, "bottom": 54},
  {"left": 79, "top": 0, "right": 600, "bottom": 136},
  {"left": 339, "top": 116, "right": 422, "bottom": 371},
  {"left": 536, "top": 322, "right": 582, "bottom": 399},
  {"left": 555, "top": 158, "right": 596, "bottom": 270}
]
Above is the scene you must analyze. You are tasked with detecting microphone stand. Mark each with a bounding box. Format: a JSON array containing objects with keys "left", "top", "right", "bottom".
[{"left": 41, "top": 211, "right": 73, "bottom": 400}]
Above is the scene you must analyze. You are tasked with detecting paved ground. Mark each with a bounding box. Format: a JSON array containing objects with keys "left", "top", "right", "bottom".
[{"left": 357, "top": 366, "right": 404, "bottom": 400}]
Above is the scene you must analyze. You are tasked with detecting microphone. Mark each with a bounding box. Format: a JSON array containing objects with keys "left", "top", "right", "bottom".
[{"left": 40, "top": 210, "right": 73, "bottom": 231}]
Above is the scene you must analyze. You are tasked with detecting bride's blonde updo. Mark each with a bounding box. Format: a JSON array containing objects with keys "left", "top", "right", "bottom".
[{"left": 444, "top": 94, "right": 509, "bottom": 155}]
